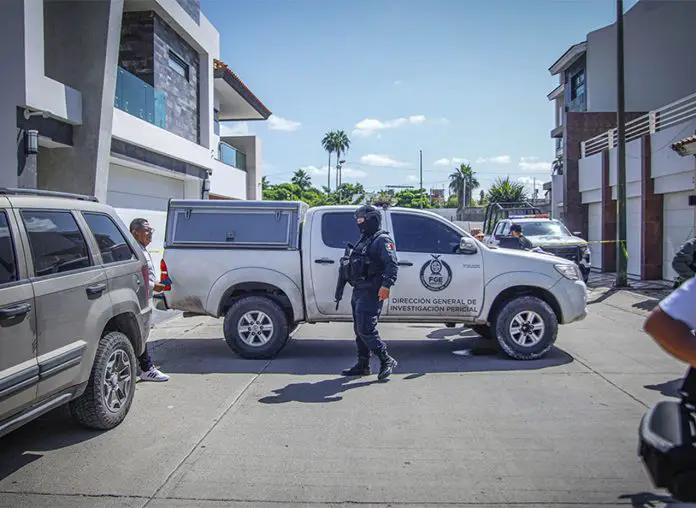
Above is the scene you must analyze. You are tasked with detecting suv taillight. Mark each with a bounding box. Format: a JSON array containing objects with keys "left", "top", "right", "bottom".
[
  {"left": 160, "top": 259, "right": 171, "bottom": 291},
  {"left": 141, "top": 263, "right": 150, "bottom": 300}
]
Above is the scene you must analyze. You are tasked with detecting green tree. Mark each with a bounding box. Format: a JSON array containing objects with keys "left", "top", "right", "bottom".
[
  {"left": 394, "top": 188, "right": 431, "bottom": 209},
  {"left": 321, "top": 131, "right": 336, "bottom": 191},
  {"left": 331, "top": 130, "right": 351, "bottom": 188},
  {"left": 486, "top": 176, "right": 528, "bottom": 203},
  {"left": 261, "top": 176, "right": 271, "bottom": 191},
  {"left": 291, "top": 169, "right": 311, "bottom": 190},
  {"left": 445, "top": 194, "right": 459, "bottom": 208},
  {"left": 449, "top": 163, "right": 479, "bottom": 209},
  {"left": 478, "top": 189, "right": 487, "bottom": 206}
]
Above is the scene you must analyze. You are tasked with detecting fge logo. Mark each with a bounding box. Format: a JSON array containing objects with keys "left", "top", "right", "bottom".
[{"left": 420, "top": 255, "right": 453, "bottom": 291}]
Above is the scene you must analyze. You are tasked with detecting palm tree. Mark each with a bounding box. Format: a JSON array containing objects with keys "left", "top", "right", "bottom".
[
  {"left": 291, "top": 169, "right": 311, "bottom": 190},
  {"left": 448, "top": 163, "right": 479, "bottom": 209},
  {"left": 487, "top": 176, "right": 528, "bottom": 203},
  {"left": 331, "top": 130, "right": 351, "bottom": 188},
  {"left": 321, "top": 131, "right": 335, "bottom": 191},
  {"left": 551, "top": 155, "right": 563, "bottom": 175}
]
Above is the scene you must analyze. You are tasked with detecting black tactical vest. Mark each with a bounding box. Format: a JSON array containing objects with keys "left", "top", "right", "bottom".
[{"left": 340, "top": 230, "right": 384, "bottom": 286}]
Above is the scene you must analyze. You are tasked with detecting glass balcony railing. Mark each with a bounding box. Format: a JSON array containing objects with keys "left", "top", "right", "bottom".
[
  {"left": 114, "top": 67, "right": 167, "bottom": 128},
  {"left": 218, "top": 141, "right": 246, "bottom": 171}
]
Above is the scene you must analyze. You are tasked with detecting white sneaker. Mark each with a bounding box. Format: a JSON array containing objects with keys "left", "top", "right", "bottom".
[{"left": 140, "top": 367, "right": 169, "bottom": 382}]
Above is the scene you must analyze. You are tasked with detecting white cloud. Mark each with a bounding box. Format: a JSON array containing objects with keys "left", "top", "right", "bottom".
[
  {"left": 475, "top": 155, "right": 511, "bottom": 164},
  {"left": 407, "top": 175, "right": 418, "bottom": 182},
  {"left": 352, "top": 115, "right": 426, "bottom": 137},
  {"left": 359, "top": 154, "right": 409, "bottom": 167},
  {"left": 303, "top": 165, "right": 367, "bottom": 179},
  {"left": 267, "top": 114, "right": 302, "bottom": 132},
  {"left": 434, "top": 157, "right": 469, "bottom": 167},
  {"left": 520, "top": 156, "right": 539, "bottom": 163},
  {"left": 394, "top": 80, "right": 403, "bottom": 86},
  {"left": 519, "top": 161, "right": 552, "bottom": 171},
  {"left": 219, "top": 122, "right": 250, "bottom": 136}
]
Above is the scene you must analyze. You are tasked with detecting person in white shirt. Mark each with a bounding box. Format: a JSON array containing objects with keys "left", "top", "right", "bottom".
[
  {"left": 130, "top": 218, "right": 170, "bottom": 382},
  {"left": 644, "top": 276, "right": 696, "bottom": 367}
]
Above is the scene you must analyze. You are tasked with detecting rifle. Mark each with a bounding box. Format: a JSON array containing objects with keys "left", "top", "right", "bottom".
[{"left": 334, "top": 242, "right": 353, "bottom": 310}]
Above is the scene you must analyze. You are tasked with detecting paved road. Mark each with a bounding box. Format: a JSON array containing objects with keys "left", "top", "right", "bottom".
[{"left": 0, "top": 290, "right": 688, "bottom": 507}]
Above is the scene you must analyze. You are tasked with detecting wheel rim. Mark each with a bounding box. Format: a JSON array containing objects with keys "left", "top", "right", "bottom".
[
  {"left": 237, "top": 311, "right": 274, "bottom": 347},
  {"left": 508, "top": 311, "right": 545, "bottom": 347},
  {"left": 102, "top": 349, "right": 132, "bottom": 413}
]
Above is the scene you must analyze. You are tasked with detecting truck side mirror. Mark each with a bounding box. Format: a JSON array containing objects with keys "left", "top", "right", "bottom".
[{"left": 459, "top": 237, "right": 477, "bottom": 255}]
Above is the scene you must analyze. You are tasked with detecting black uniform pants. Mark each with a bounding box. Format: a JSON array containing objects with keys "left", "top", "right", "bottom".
[{"left": 351, "top": 287, "right": 387, "bottom": 357}]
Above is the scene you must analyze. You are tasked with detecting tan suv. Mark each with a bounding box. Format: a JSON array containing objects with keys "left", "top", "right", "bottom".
[{"left": 0, "top": 188, "right": 152, "bottom": 437}]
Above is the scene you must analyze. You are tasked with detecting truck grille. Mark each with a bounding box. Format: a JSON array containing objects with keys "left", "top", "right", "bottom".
[{"left": 543, "top": 245, "right": 580, "bottom": 263}]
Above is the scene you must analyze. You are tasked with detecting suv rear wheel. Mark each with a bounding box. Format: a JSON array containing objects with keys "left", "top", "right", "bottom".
[
  {"left": 492, "top": 296, "right": 558, "bottom": 360},
  {"left": 69, "top": 331, "right": 137, "bottom": 430},
  {"left": 223, "top": 295, "right": 289, "bottom": 359}
]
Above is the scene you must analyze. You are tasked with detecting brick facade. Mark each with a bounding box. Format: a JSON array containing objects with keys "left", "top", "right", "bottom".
[
  {"left": 564, "top": 111, "right": 647, "bottom": 237},
  {"left": 175, "top": 0, "right": 200, "bottom": 24},
  {"left": 601, "top": 149, "right": 617, "bottom": 272},
  {"left": 118, "top": 11, "right": 200, "bottom": 144},
  {"left": 118, "top": 12, "right": 155, "bottom": 85},
  {"left": 153, "top": 15, "right": 200, "bottom": 144},
  {"left": 640, "top": 135, "right": 663, "bottom": 279}
]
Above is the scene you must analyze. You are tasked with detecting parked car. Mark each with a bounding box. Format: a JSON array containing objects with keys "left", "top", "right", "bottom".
[
  {"left": 0, "top": 188, "right": 152, "bottom": 438},
  {"left": 484, "top": 214, "right": 592, "bottom": 283},
  {"left": 156, "top": 200, "right": 588, "bottom": 361}
]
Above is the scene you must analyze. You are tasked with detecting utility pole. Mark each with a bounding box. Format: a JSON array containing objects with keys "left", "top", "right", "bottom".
[
  {"left": 419, "top": 150, "right": 423, "bottom": 208},
  {"left": 615, "top": 0, "right": 628, "bottom": 287}
]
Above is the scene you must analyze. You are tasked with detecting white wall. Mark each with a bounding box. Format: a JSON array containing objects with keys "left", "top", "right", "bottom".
[
  {"left": 587, "top": 202, "right": 602, "bottom": 270},
  {"left": 609, "top": 138, "right": 643, "bottom": 200},
  {"left": 579, "top": 152, "right": 602, "bottom": 194},
  {"left": 551, "top": 174, "right": 564, "bottom": 218},
  {"left": 112, "top": 109, "right": 215, "bottom": 171},
  {"left": 209, "top": 158, "right": 246, "bottom": 199},
  {"left": 586, "top": 0, "right": 696, "bottom": 112},
  {"left": 651, "top": 119, "right": 696, "bottom": 195},
  {"left": 663, "top": 191, "right": 695, "bottom": 280},
  {"left": 430, "top": 208, "right": 458, "bottom": 221}
]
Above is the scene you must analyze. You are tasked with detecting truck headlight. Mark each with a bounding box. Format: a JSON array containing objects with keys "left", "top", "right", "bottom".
[
  {"left": 580, "top": 245, "right": 590, "bottom": 259},
  {"left": 555, "top": 263, "right": 581, "bottom": 280}
]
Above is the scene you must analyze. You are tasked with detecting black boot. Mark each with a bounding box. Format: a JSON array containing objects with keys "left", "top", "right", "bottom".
[
  {"left": 341, "top": 356, "right": 371, "bottom": 376},
  {"left": 376, "top": 350, "right": 397, "bottom": 381}
]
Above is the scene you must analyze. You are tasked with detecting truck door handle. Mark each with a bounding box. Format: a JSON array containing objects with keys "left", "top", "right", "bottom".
[
  {"left": 0, "top": 303, "right": 31, "bottom": 319},
  {"left": 398, "top": 261, "right": 413, "bottom": 266},
  {"left": 314, "top": 258, "right": 335, "bottom": 264},
  {"left": 86, "top": 283, "right": 107, "bottom": 296}
]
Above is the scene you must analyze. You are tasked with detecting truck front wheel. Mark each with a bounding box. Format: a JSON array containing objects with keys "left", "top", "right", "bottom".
[
  {"left": 223, "top": 296, "right": 289, "bottom": 359},
  {"left": 492, "top": 296, "right": 558, "bottom": 360}
]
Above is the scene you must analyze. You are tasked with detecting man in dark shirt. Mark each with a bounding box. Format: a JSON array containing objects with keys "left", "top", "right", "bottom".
[{"left": 510, "top": 223, "right": 534, "bottom": 250}]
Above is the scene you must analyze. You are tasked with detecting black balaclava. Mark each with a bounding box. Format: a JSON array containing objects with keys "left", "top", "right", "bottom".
[{"left": 355, "top": 205, "right": 381, "bottom": 236}]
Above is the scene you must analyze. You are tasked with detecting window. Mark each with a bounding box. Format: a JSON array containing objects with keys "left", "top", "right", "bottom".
[
  {"left": 168, "top": 50, "right": 189, "bottom": 80},
  {"left": 321, "top": 212, "right": 356, "bottom": 249},
  {"left": 0, "top": 212, "right": 17, "bottom": 285},
  {"left": 391, "top": 213, "right": 462, "bottom": 254},
  {"left": 494, "top": 222, "right": 507, "bottom": 237},
  {"left": 21, "top": 211, "right": 91, "bottom": 277},
  {"left": 520, "top": 220, "right": 571, "bottom": 237},
  {"left": 570, "top": 70, "right": 585, "bottom": 100},
  {"left": 83, "top": 213, "right": 136, "bottom": 265}
]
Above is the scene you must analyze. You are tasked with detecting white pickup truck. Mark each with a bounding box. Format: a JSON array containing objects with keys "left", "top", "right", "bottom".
[{"left": 157, "top": 200, "right": 588, "bottom": 361}]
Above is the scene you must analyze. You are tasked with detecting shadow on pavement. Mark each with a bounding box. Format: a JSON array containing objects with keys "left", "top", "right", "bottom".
[
  {"left": 0, "top": 405, "right": 103, "bottom": 481},
  {"left": 618, "top": 491, "right": 676, "bottom": 507},
  {"left": 147, "top": 329, "right": 574, "bottom": 376},
  {"left": 644, "top": 378, "right": 684, "bottom": 398},
  {"left": 259, "top": 376, "right": 381, "bottom": 404}
]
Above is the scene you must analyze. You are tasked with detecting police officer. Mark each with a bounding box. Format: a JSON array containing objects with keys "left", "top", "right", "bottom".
[{"left": 341, "top": 205, "right": 399, "bottom": 380}]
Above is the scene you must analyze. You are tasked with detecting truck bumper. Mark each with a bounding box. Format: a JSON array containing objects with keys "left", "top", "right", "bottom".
[{"left": 552, "top": 278, "right": 588, "bottom": 324}]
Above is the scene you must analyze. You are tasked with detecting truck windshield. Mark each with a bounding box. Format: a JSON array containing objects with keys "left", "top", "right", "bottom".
[{"left": 521, "top": 221, "right": 571, "bottom": 237}]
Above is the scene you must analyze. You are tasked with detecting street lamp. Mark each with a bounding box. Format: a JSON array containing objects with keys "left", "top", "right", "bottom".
[{"left": 337, "top": 159, "right": 346, "bottom": 187}]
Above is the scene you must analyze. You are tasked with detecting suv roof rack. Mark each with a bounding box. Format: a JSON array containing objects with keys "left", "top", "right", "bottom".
[
  {"left": 482, "top": 201, "right": 542, "bottom": 235},
  {"left": 0, "top": 188, "right": 99, "bottom": 202}
]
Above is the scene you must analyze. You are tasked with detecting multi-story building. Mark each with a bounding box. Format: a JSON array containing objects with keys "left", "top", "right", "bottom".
[
  {"left": 2, "top": 0, "right": 270, "bottom": 271},
  {"left": 546, "top": 0, "right": 696, "bottom": 280}
]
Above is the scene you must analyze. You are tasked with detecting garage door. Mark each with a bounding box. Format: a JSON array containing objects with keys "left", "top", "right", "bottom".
[
  {"left": 663, "top": 191, "right": 695, "bottom": 281},
  {"left": 587, "top": 202, "right": 602, "bottom": 271},
  {"left": 107, "top": 163, "right": 187, "bottom": 279},
  {"left": 626, "top": 197, "right": 641, "bottom": 277}
]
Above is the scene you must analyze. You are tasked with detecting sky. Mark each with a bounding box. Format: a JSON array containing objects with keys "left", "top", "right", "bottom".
[{"left": 201, "top": 0, "right": 639, "bottom": 197}]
